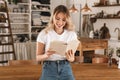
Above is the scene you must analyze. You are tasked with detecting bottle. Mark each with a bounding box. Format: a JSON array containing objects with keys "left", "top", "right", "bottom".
[
  {"left": 116, "top": 0, "right": 119, "bottom": 4},
  {"left": 100, "top": 23, "right": 111, "bottom": 39},
  {"left": 12, "top": 0, "right": 18, "bottom": 4},
  {"left": 89, "top": 30, "right": 94, "bottom": 38},
  {"left": 8, "top": 0, "right": 11, "bottom": 4},
  {"left": 94, "top": 29, "right": 99, "bottom": 39},
  {"left": 118, "top": 57, "right": 120, "bottom": 69}
]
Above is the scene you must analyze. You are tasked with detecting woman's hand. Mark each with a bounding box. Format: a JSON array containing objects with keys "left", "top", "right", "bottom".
[
  {"left": 66, "top": 49, "right": 75, "bottom": 62},
  {"left": 46, "top": 50, "right": 56, "bottom": 56},
  {"left": 44, "top": 50, "right": 56, "bottom": 59}
]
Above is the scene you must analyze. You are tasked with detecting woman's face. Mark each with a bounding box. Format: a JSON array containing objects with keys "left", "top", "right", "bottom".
[{"left": 53, "top": 12, "right": 67, "bottom": 31}]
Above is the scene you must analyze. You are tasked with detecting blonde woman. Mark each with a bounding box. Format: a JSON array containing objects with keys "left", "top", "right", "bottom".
[{"left": 36, "top": 5, "right": 78, "bottom": 80}]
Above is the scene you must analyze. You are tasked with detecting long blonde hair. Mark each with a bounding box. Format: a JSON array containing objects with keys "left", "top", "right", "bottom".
[{"left": 44, "top": 5, "right": 75, "bottom": 33}]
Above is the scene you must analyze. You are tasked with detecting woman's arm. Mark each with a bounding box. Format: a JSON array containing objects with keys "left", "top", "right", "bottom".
[
  {"left": 36, "top": 42, "right": 47, "bottom": 61},
  {"left": 36, "top": 42, "right": 55, "bottom": 61}
]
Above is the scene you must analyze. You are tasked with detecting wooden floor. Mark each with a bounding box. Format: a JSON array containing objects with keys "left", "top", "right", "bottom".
[{"left": 0, "top": 63, "right": 120, "bottom": 80}]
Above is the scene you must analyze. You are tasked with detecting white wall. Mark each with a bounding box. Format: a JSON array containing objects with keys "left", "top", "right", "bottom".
[
  {"left": 91, "top": 0, "right": 120, "bottom": 40},
  {"left": 51, "top": 0, "right": 67, "bottom": 12}
]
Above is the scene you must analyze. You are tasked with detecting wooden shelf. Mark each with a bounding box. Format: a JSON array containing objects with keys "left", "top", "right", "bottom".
[
  {"left": 9, "top": 13, "right": 29, "bottom": 15},
  {"left": 32, "top": 10, "right": 50, "bottom": 12},
  {"left": 93, "top": 4, "right": 120, "bottom": 7},
  {"left": 0, "top": 60, "right": 8, "bottom": 63},
  {"left": 0, "top": 21, "right": 7, "bottom": 24},
  {"left": 96, "top": 17, "right": 120, "bottom": 19},
  {"left": 0, "top": 43, "right": 13, "bottom": 45},
  {"left": 0, "top": 26, "right": 9, "bottom": 28},
  {"left": 17, "top": 3, "right": 30, "bottom": 5},
  {"left": 31, "top": 25, "right": 45, "bottom": 28},
  {"left": 0, "top": 12, "right": 7, "bottom": 14},
  {"left": 0, "top": 51, "right": 14, "bottom": 54},
  {"left": 31, "top": 33, "right": 39, "bottom": 34},
  {"left": 12, "top": 32, "right": 29, "bottom": 34},
  {"left": 0, "top": 34, "right": 11, "bottom": 37},
  {"left": 10, "top": 23, "right": 29, "bottom": 24}
]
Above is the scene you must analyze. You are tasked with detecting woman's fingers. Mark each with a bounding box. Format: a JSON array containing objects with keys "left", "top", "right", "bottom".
[
  {"left": 48, "top": 50, "right": 56, "bottom": 54},
  {"left": 68, "top": 50, "right": 74, "bottom": 57},
  {"left": 66, "top": 49, "right": 75, "bottom": 62},
  {"left": 46, "top": 50, "right": 56, "bottom": 56}
]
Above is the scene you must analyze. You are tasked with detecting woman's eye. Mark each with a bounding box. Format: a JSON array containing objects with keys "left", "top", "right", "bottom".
[
  {"left": 62, "top": 19, "right": 66, "bottom": 22},
  {"left": 56, "top": 18, "right": 60, "bottom": 20}
]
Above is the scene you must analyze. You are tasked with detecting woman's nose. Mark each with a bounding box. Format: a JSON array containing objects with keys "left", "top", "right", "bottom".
[{"left": 57, "top": 20, "right": 63, "bottom": 25}]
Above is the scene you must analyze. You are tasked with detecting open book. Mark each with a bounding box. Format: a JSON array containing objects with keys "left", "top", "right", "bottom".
[{"left": 49, "top": 40, "right": 80, "bottom": 56}]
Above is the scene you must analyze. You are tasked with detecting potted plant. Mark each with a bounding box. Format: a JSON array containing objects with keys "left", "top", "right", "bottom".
[
  {"left": 116, "top": 47, "right": 120, "bottom": 69},
  {"left": 107, "top": 46, "right": 114, "bottom": 67},
  {"left": 116, "top": 47, "right": 120, "bottom": 57}
]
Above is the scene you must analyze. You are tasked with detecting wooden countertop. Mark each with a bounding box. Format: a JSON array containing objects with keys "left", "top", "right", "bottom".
[
  {"left": 0, "top": 63, "right": 120, "bottom": 80},
  {"left": 71, "top": 63, "right": 120, "bottom": 80},
  {"left": 0, "top": 65, "right": 42, "bottom": 80}
]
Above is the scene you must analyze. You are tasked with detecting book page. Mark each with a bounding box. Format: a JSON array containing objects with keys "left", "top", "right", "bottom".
[
  {"left": 49, "top": 40, "right": 80, "bottom": 56},
  {"left": 66, "top": 40, "right": 80, "bottom": 54},
  {"left": 49, "top": 41, "right": 67, "bottom": 56}
]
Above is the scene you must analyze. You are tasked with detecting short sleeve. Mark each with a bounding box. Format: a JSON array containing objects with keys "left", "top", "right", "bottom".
[
  {"left": 36, "top": 30, "right": 47, "bottom": 44},
  {"left": 73, "top": 32, "right": 77, "bottom": 39},
  {"left": 70, "top": 31, "right": 78, "bottom": 40}
]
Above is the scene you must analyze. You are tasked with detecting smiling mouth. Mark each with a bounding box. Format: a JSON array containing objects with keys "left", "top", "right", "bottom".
[{"left": 56, "top": 25, "right": 61, "bottom": 28}]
